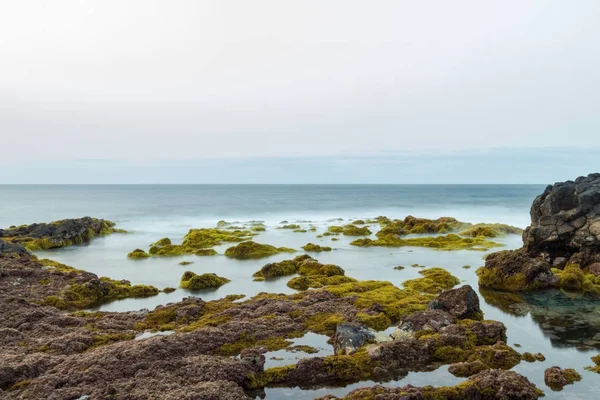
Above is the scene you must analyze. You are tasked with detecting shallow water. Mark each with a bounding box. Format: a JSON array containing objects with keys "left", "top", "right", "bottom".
[{"left": 2, "top": 184, "right": 599, "bottom": 398}]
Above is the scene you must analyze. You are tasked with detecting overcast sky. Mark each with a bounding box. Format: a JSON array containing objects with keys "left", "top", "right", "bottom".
[{"left": 1, "top": 1, "right": 599, "bottom": 183}]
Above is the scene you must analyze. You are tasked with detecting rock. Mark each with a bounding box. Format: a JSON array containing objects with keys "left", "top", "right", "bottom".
[
  {"left": 544, "top": 366, "right": 582, "bottom": 391},
  {"left": 427, "top": 285, "right": 483, "bottom": 320},
  {"left": 395, "top": 309, "right": 455, "bottom": 334},
  {"left": 587, "top": 262, "right": 600, "bottom": 276},
  {"left": 0, "top": 239, "right": 29, "bottom": 255},
  {"left": 525, "top": 173, "right": 600, "bottom": 253},
  {"left": 319, "top": 369, "right": 544, "bottom": 399},
  {"left": 479, "top": 173, "right": 600, "bottom": 292},
  {"left": 332, "top": 323, "right": 375, "bottom": 355},
  {"left": 0, "top": 217, "right": 121, "bottom": 251}
]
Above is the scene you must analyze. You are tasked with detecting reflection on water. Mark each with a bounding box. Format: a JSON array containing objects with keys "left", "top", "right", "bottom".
[{"left": 481, "top": 289, "right": 600, "bottom": 349}]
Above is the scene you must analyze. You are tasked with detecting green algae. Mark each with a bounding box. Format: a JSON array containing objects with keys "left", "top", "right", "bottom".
[
  {"left": 351, "top": 233, "right": 502, "bottom": 251},
  {"left": 328, "top": 224, "right": 372, "bottom": 236},
  {"left": 178, "top": 261, "right": 193, "bottom": 266},
  {"left": 224, "top": 241, "right": 296, "bottom": 259},
  {"left": 179, "top": 271, "right": 230, "bottom": 290},
  {"left": 151, "top": 237, "right": 171, "bottom": 246},
  {"left": 135, "top": 294, "right": 245, "bottom": 332},
  {"left": 216, "top": 331, "right": 295, "bottom": 356},
  {"left": 279, "top": 224, "right": 301, "bottom": 229},
  {"left": 324, "top": 280, "right": 434, "bottom": 322},
  {"left": 302, "top": 243, "right": 332, "bottom": 252},
  {"left": 287, "top": 275, "right": 356, "bottom": 290},
  {"left": 90, "top": 332, "right": 135, "bottom": 348},
  {"left": 403, "top": 268, "right": 460, "bottom": 294},
  {"left": 252, "top": 256, "right": 310, "bottom": 279},
  {"left": 163, "top": 287, "right": 177, "bottom": 293},
  {"left": 41, "top": 260, "right": 159, "bottom": 309},
  {"left": 287, "top": 345, "right": 319, "bottom": 354},
  {"left": 458, "top": 223, "right": 522, "bottom": 238},
  {"left": 127, "top": 249, "right": 151, "bottom": 259},
  {"left": 585, "top": 354, "right": 600, "bottom": 373},
  {"left": 195, "top": 248, "right": 218, "bottom": 256}
]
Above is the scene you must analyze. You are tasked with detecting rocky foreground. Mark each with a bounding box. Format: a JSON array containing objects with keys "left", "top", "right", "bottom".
[{"left": 0, "top": 247, "right": 545, "bottom": 399}]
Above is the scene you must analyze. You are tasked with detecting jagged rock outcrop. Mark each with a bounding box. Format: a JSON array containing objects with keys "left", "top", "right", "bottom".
[
  {"left": 0, "top": 217, "right": 122, "bottom": 251},
  {"left": 478, "top": 173, "right": 600, "bottom": 292}
]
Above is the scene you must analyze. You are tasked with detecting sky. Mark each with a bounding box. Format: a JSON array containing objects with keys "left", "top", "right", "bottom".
[{"left": 1, "top": 1, "right": 599, "bottom": 183}]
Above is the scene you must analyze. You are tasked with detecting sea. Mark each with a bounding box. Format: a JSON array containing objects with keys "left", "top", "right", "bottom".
[{"left": 1, "top": 184, "right": 598, "bottom": 399}]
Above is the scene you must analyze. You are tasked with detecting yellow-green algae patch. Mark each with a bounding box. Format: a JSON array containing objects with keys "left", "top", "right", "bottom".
[
  {"left": 224, "top": 241, "right": 296, "bottom": 259},
  {"left": 328, "top": 224, "right": 372, "bottom": 236},
  {"left": 478, "top": 261, "right": 600, "bottom": 294},
  {"left": 179, "top": 271, "right": 230, "bottom": 290},
  {"left": 129, "top": 228, "right": 254, "bottom": 258},
  {"left": 127, "top": 249, "right": 150, "bottom": 259},
  {"left": 458, "top": 223, "right": 522, "bottom": 238},
  {"left": 323, "top": 280, "right": 434, "bottom": 322},
  {"left": 403, "top": 268, "right": 460, "bottom": 294},
  {"left": 585, "top": 354, "right": 600, "bottom": 373},
  {"left": 252, "top": 255, "right": 312, "bottom": 279},
  {"left": 351, "top": 233, "right": 502, "bottom": 251},
  {"left": 302, "top": 243, "right": 332, "bottom": 252},
  {"left": 279, "top": 224, "right": 301, "bottom": 229},
  {"left": 40, "top": 260, "right": 159, "bottom": 309}
]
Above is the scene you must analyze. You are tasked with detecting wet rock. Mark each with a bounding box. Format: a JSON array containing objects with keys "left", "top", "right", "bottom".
[
  {"left": 0, "top": 239, "right": 29, "bottom": 255},
  {"left": 332, "top": 323, "right": 375, "bottom": 355},
  {"left": 395, "top": 309, "right": 455, "bottom": 334},
  {"left": 427, "top": 285, "right": 483, "bottom": 320},
  {"left": 544, "top": 366, "right": 582, "bottom": 391},
  {"left": 320, "top": 369, "right": 544, "bottom": 399}
]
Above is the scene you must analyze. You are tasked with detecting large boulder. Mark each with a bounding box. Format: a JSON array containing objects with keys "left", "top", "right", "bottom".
[
  {"left": 479, "top": 173, "right": 600, "bottom": 292},
  {"left": 525, "top": 173, "right": 600, "bottom": 255},
  {"left": 427, "top": 285, "right": 483, "bottom": 320}
]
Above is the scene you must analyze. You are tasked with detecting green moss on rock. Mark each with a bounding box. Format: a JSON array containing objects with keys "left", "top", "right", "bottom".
[
  {"left": 179, "top": 271, "right": 230, "bottom": 290},
  {"left": 403, "top": 268, "right": 460, "bottom": 294},
  {"left": 224, "top": 241, "right": 296, "bottom": 260},
  {"left": 351, "top": 233, "right": 502, "bottom": 251},
  {"left": 302, "top": 243, "right": 332, "bottom": 252},
  {"left": 127, "top": 249, "right": 150, "bottom": 259}
]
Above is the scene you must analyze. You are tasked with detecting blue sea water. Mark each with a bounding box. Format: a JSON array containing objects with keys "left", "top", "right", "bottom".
[{"left": 1, "top": 184, "right": 599, "bottom": 399}]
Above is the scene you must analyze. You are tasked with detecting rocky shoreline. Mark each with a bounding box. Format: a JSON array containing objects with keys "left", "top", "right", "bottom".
[{"left": 3, "top": 173, "right": 599, "bottom": 400}]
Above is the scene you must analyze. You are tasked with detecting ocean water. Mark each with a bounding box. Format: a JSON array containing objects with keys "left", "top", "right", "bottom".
[{"left": 1, "top": 184, "right": 599, "bottom": 399}]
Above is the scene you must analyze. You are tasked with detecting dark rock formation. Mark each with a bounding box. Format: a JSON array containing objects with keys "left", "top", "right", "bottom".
[
  {"left": 544, "top": 366, "right": 582, "bottom": 391},
  {"left": 0, "top": 239, "right": 29, "bottom": 255},
  {"left": 332, "top": 323, "right": 375, "bottom": 355},
  {"left": 427, "top": 285, "right": 483, "bottom": 320},
  {"left": 525, "top": 173, "right": 600, "bottom": 255},
  {"left": 479, "top": 173, "right": 600, "bottom": 292},
  {"left": 0, "top": 217, "right": 122, "bottom": 251}
]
